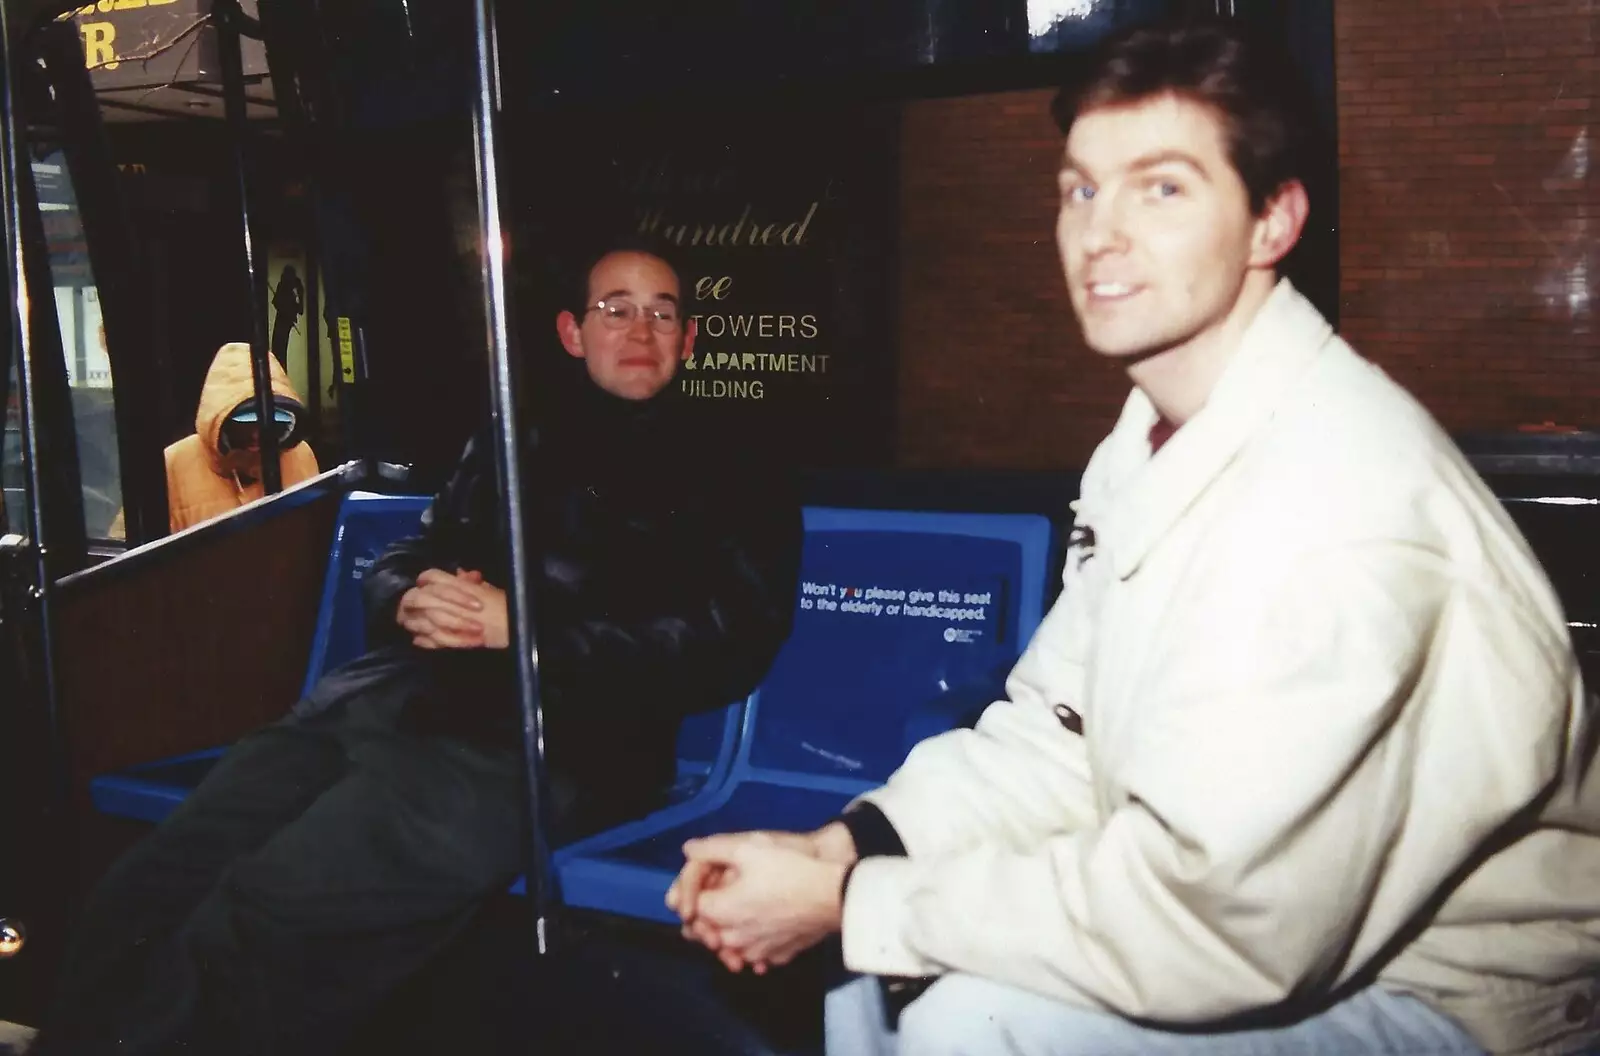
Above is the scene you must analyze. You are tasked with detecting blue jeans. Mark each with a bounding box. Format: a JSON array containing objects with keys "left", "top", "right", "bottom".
[{"left": 825, "top": 974, "right": 1488, "bottom": 1056}]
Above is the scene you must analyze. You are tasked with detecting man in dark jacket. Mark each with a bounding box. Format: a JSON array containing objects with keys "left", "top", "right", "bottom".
[{"left": 36, "top": 237, "right": 803, "bottom": 1056}]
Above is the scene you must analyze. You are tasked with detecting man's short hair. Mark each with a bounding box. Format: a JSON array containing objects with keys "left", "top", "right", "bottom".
[
  {"left": 566, "top": 233, "right": 692, "bottom": 318},
  {"left": 1050, "top": 17, "right": 1320, "bottom": 215}
]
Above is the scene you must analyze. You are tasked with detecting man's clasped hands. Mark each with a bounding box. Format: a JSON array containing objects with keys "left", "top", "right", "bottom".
[
  {"left": 665, "top": 821, "right": 859, "bottom": 973},
  {"left": 397, "top": 567, "right": 510, "bottom": 651}
]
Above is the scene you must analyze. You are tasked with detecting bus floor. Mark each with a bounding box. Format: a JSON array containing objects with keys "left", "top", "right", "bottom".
[{"left": 353, "top": 895, "right": 831, "bottom": 1056}]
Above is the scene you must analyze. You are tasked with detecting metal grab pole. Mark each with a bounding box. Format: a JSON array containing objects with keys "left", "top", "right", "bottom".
[
  {"left": 214, "top": 0, "right": 281, "bottom": 493},
  {"left": 468, "top": 0, "right": 559, "bottom": 953},
  {"left": 3, "top": 0, "right": 78, "bottom": 935},
  {"left": 257, "top": 0, "right": 323, "bottom": 443}
]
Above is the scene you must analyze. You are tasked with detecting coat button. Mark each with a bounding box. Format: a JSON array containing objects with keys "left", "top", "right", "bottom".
[
  {"left": 1053, "top": 704, "right": 1083, "bottom": 734},
  {"left": 1565, "top": 992, "right": 1594, "bottom": 1024}
]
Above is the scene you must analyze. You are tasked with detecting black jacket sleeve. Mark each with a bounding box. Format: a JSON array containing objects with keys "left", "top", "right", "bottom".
[
  {"left": 837, "top": 802, "right": 909, "bottom": 859},
  {"left": 362, "top": 432, "right": 498, "bottom": 648},
  {"left": 537, "top": 463, "right": 804, "bottom": 723}
]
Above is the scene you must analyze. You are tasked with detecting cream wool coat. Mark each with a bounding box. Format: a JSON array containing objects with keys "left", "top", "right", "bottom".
[{"left": 842, "top": 281, "right": 1600, "bottom": 1055}]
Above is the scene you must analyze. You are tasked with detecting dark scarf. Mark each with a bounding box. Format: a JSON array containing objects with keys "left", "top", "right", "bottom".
[{"left": 534, "top": 368, "right": 697, "bottom": 497}]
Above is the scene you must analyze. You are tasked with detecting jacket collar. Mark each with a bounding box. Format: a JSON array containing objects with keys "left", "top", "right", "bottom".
[{"left": 1092, "top": 279, "right": 1337, "bottom": 580}]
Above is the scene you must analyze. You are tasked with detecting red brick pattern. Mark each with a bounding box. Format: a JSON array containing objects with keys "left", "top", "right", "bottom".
[
  {"left": 894, "top": 5, "right": 1597, "bottom": 468},
  {"left": 896, "top": 89, "right": 1126, "bottom": 470},
  {"left": 1336, "top": 0, "right": 1597, "bottom": 438}
]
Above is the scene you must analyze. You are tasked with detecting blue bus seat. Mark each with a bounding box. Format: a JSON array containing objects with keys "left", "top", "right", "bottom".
[
  {"left": 89, "top": 490, "right": 750, "bottom": 825},
  {"left": 300, "top": 492, "right": 435, "bottom": 695},
  {"left": 548, "top": 507, "right": 1054, "bottom": 923},
  {"left": 87, "top": 745, "right": 230, "bottom": 825}
]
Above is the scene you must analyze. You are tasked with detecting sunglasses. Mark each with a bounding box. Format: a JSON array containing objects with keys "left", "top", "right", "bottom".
[{"left": 222, "top": 414, "right": 293, "bottom": 448}]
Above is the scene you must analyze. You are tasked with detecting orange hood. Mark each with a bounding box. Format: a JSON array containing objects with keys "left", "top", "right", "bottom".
[{"left": 194, "top": 342, "right": 306, "bottom": 475}]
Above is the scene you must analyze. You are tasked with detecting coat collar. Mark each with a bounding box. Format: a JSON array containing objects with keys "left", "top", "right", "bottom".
[{"left": 1089, "top": 279, "right": 1338, "bottom": 580}]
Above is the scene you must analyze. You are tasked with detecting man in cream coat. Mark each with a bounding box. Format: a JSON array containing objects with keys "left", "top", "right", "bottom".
[{"left": 667, "top": 16, "right": 1600, "bottom": 1056}]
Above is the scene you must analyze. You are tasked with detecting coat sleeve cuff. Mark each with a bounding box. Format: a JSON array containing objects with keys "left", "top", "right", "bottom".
[
  {"left": 839, "top": 856, "right": 940, "bottom": 979},
  {"left": 836, "top": 802, "right": 908, "bottom": 859}
]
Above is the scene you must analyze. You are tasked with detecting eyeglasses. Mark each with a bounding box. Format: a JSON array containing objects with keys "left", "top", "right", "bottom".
[{"left": 586, "top": 298, "right": 682, "bottom": 334}]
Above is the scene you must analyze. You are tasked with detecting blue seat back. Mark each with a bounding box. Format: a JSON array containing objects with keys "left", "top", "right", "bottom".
[
  {"left": 302, "top": 492, "right": 434, "bottom": 694},
  {"left": 741, "top": 507, "right": 1052, "bottom": 792},
  {"left": 673, "top": 711, "right": 732, "bottom": 779}
]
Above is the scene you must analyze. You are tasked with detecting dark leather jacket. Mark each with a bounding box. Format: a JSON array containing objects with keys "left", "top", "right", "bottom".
[{"left": 326, "top": 381, "right": 802, "bottom": 824}]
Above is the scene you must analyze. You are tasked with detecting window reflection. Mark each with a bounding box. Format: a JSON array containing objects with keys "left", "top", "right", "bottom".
[
  {"left": 1028, "top": 0, "right": 1158, "bottom": 54},
  {"left": 1028, "top": 0, "right": 1096, "bottom": 38},
  {"left": 32, "top": 150, "right": 122, "bottom": 541}
]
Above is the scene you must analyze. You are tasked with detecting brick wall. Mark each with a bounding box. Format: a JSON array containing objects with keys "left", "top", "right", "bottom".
[
  {"left": 894, "top": 4, "right": 1598, "bottom": 469},
  {"left": 895, "top": 88, "right": 1123, "bottom": 470},
  {"left": 1336, "top": 0, "right": 1597, "bottom": 436}
]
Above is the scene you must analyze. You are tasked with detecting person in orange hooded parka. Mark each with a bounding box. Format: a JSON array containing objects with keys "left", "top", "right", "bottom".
[{"left": 162, "top": 341, "right": 320, "bottom": 533}]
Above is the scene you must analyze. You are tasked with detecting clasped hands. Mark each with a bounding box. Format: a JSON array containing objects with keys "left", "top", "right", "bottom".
[
  {"left": 396, "top": 568, "right": 509, "bottom": 650},
  {"left": 666, "top": 821, "right": 857, "bottom": 974}
]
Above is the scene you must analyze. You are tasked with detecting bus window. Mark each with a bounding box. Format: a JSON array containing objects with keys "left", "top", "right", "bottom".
[{"left": 31, "top": 150, "right": 121, "bottom": 542}]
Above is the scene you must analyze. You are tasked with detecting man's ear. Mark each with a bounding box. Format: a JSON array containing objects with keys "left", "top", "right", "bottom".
[
  {"left": 1250, "top": 179, "right": 1309, "bottom": 271},
  {"left": 556, "top": 311, "right": 586, "bottom": 359},
  {"left": 680, "top": 317, "right": 698, "bottom": 362}
]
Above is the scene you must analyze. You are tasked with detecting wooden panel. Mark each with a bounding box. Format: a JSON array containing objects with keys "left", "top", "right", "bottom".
[{"left": 54, "top": 493, "right": 341, "bottom": 798}]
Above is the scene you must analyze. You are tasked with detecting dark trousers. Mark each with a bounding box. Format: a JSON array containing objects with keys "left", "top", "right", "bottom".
[{"left": 37, "top": 679, "right": 530, "bottom": 1056}]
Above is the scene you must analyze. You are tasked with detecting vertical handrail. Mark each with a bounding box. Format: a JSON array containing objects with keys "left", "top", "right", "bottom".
[
  {"left": 2, "top": 0, "right": 77, "bottom": 924},
  {"left": 214, "top": 0, "right": 281, "bottom": 494},
  {"left": 256, "top": 0, "right": 323, "bottom": 445},
  {"left": 0, "top": 11, "right": 19, "bottom": 469},
  {"left": 304, "top": 231, "right": 322, "bottom": 438},
  {"left": 468, "top": 0, "right": 559, "bottom": 953},
  {"left": 13, "top": 106, "right": 87, "bottom": 575},
  {"left": 286, "top": 0, "right": 363, "bottom": 461}
]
